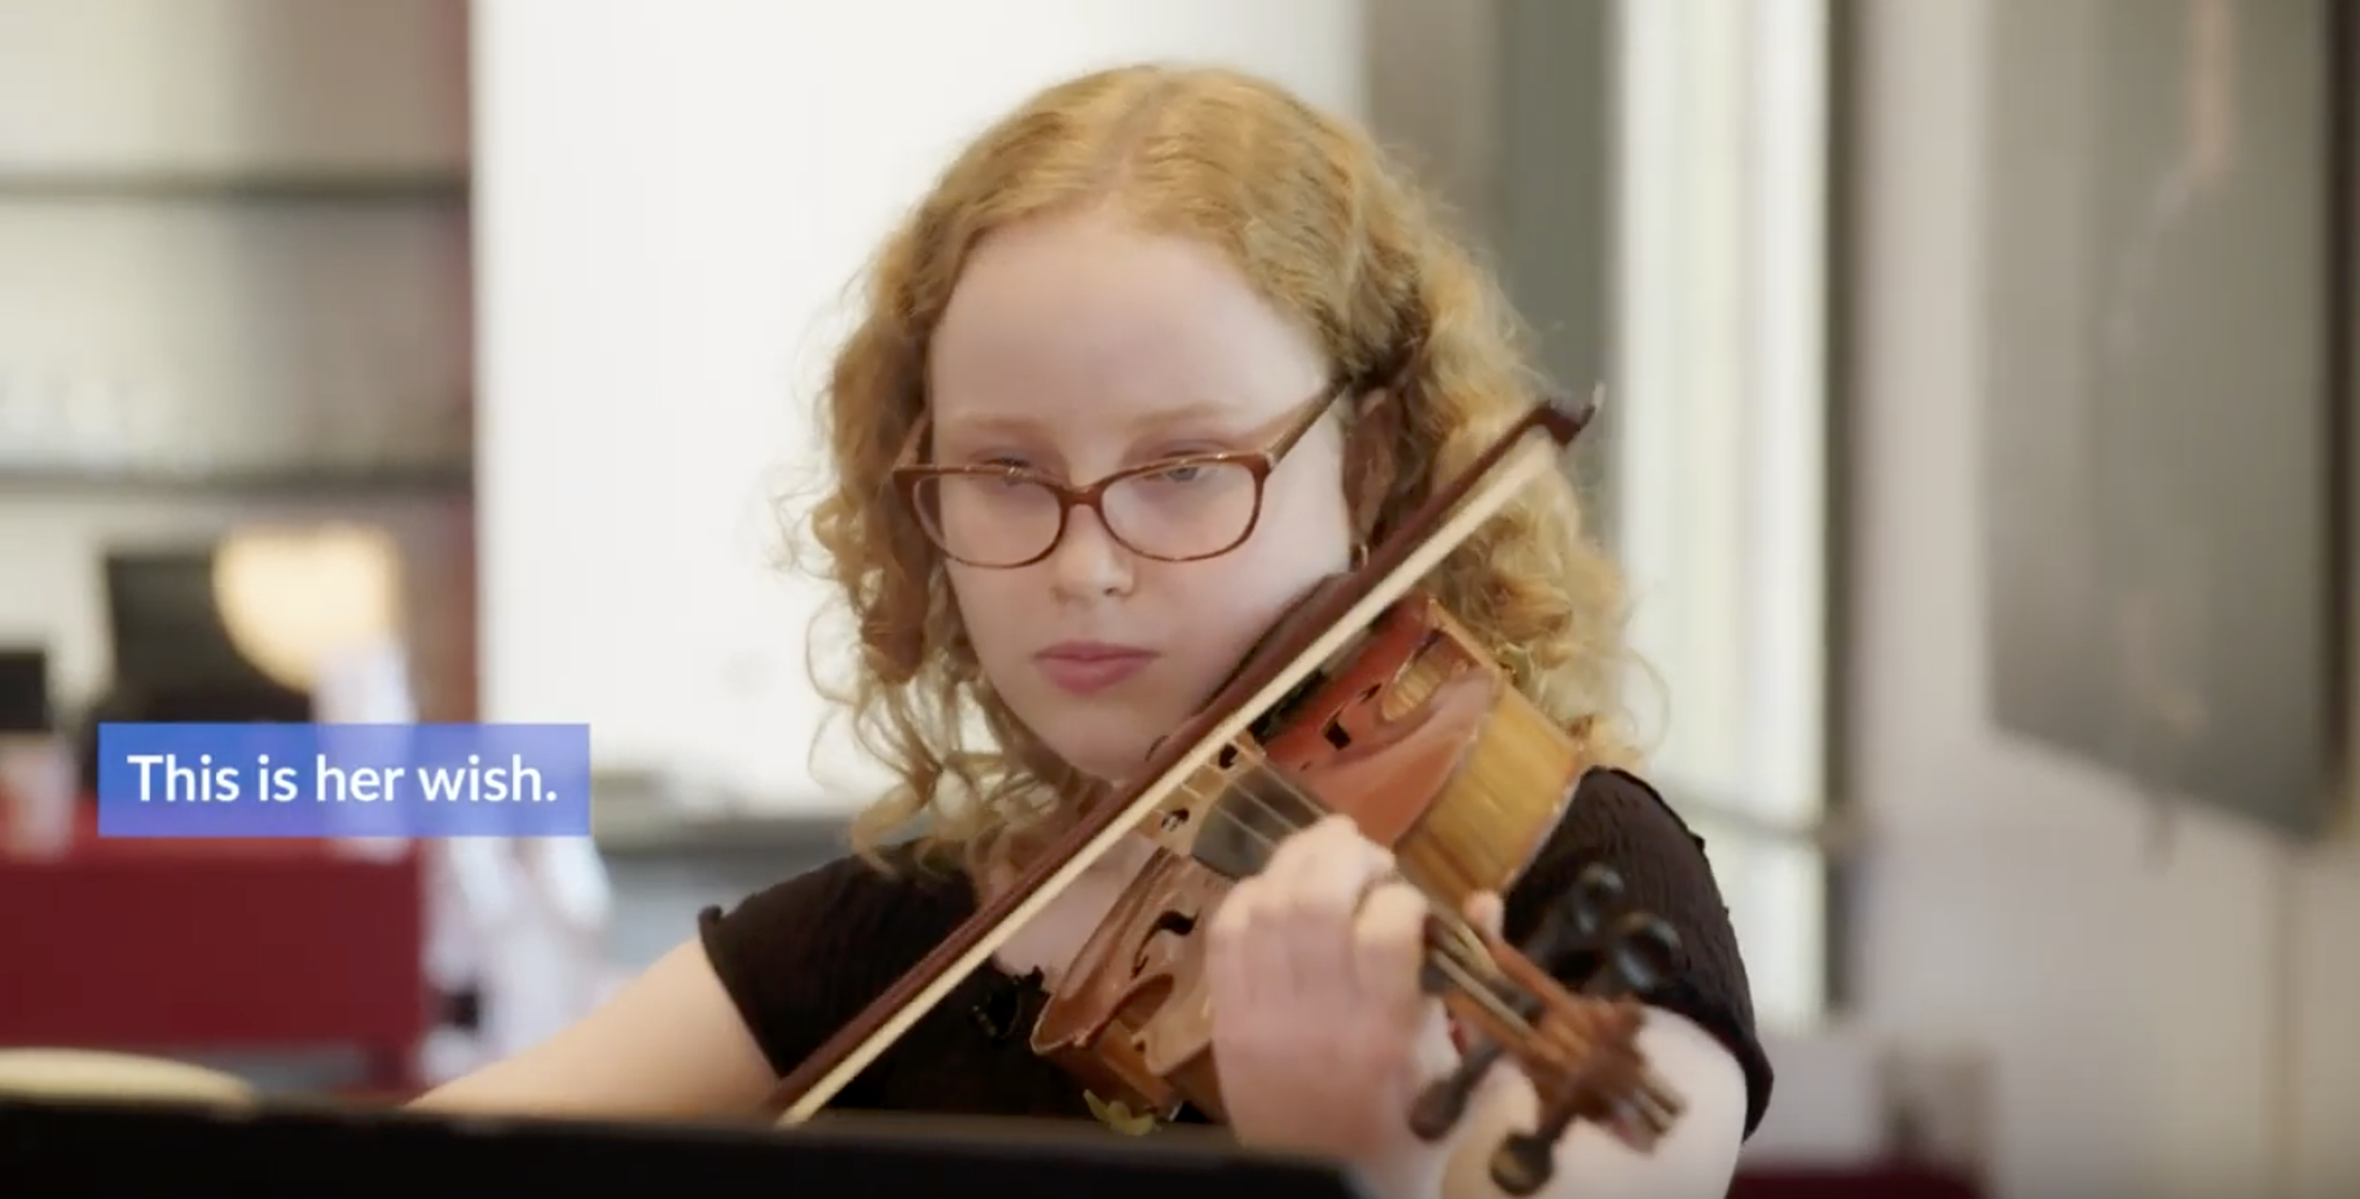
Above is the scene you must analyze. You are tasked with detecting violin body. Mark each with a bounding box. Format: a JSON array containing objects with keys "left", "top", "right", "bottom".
[
  {"left": 1028, "top": 590, "right": 1596, "bottom": 1125},
  {"left": 1028, "top": 848, "right": 1228, "bottom": 1123},
  {"left": 1258, "top": 590, "right": 1593, "bottom": 905}
]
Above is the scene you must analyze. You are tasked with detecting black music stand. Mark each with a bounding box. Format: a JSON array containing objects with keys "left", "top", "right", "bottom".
[{"left": 0, "top": 1096, "right": 1373, "bottom": 1198}]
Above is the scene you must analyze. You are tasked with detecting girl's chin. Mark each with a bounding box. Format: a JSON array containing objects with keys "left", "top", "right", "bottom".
[
  {"left": 1039, "top": 735, "right": 1160, "bottom": 788},
  {"left": 1006, "top": 698, "right": 1182, "bottom": 787}
]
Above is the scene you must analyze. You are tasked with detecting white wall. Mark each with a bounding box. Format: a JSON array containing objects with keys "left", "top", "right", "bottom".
[
  {"left": 471, "top": 0, "right": 1366, "bottom": 812},
  {"left": 1847, "top": 3, "right": 2360, "bottom": 1197},
  {"left": 0, "top": 0, "right": 475, "bottom": 724},
  {"left": 1612, "top": 0, "right": 1831, "bottom": 1034}
]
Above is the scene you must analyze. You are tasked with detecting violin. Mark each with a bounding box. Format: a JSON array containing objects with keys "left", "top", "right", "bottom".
[{"left": 764, "top": 388, "right": 1686, "bottom": 1195}]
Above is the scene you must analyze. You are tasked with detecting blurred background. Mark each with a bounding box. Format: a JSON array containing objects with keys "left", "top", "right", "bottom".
[{"left": 0, "top": 1, "right": 2352, "bottom": 1196}]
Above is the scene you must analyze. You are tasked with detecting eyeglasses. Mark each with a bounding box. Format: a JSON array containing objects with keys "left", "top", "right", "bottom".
[{"left": 891, "top": 381, "right": 1348, "bottom": 569}]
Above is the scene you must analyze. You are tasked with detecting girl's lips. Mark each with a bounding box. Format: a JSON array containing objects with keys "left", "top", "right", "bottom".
[{"left": 1035, "top": 644, "right": 1157, "bottom": 694}]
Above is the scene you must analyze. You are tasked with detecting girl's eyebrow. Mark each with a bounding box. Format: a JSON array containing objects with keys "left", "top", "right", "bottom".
[{"left": 934, "top": 399, "right": 1256, "bottom": 443}]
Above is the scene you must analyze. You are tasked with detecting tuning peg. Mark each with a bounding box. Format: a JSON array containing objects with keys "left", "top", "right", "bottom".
[
  {"left": 1490, "top": 1073, "right": 1683, "bottom": 1195},
  {"left": 1489, "top": 1074, "right": 1677, "bottom": 1197},
  {"left": 1488, "top": 1122, "right": 1563, "bottom": 1197},
  {"left": 1514, "top": 863, "right": 1628, "bottom": 982},
  {"left": 1594, "top": 912, "right": 1680, "bottom": 997},
  {"left": 1565, "top": 864, "right": 1625, "bottom": 937},
  {"left": 1519, "top": 864, "right": 1615, "bottom": 963},
  {"left": 1514, "top": 907, "right": 1582, "bottom": 976},
  {"left": 1407, "top": 1038, "right": 1505, "bottom": 1141}
]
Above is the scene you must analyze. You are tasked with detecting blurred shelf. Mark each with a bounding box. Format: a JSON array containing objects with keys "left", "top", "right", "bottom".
[
  {"left": 588, "top": 770, "right": 859, "bottom": 860},
  {"left": 0, "top": 169, "right": 469, "bottom": 204},
  {"left": 0, "top": 463, "right": 473, "bottom": 499},
  {"left": 593, "top": 813, "right": 851, "bottom": 862}
]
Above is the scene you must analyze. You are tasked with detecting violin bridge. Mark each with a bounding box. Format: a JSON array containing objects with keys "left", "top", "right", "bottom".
[{"left": 1144, "top": 738, "right": 1279, "bottom": 867}]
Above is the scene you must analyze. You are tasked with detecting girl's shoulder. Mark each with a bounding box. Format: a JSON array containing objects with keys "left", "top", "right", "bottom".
[
  {"left": 696, "top": 842, "right": 978, "bottom": 1075},
  {"left": 1500, "top": 766, "right": 1778, "bottom": 1137}
]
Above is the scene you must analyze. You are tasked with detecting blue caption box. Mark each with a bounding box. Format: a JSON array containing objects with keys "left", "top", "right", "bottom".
[{"left": 95, "top": 723, "right": 593, "bottom": 839}]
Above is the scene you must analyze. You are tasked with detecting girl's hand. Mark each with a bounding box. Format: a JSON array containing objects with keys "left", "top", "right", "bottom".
[{"left": 1206, "top": 814, "right": 1479, "bottom": 1186}]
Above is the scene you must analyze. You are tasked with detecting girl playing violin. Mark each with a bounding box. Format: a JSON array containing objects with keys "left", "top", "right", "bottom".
[{"left": 417, "top": 63, "right": 1773, "bottom": 1199}]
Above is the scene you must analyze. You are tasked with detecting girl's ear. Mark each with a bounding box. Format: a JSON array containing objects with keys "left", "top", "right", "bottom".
[{"left": 1341, "top": 387, "right": 1399, "bottom": 545}]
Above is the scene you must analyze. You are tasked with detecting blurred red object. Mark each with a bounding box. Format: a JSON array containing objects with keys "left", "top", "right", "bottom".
[{"left": 0, "top": 806, "right": 427, "bottom": 1093}]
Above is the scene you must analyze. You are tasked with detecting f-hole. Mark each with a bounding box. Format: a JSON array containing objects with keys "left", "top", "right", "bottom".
[
  {"left": 1321, "top": 682, "right": 1385, "bottom": 750},
  {"left": 1131, "top": 911, "right": 1202, "bottom": 977}
]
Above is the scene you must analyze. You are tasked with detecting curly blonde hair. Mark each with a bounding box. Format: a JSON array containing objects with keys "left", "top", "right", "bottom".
[{"left": 797, "top": 64, "right": 1636, "bottom": 875}]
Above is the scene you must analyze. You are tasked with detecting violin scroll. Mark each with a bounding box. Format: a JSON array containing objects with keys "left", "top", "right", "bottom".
[
  {"left": 1407, "top": 865, "right": 1687, "bottom": 1197},
  {"left": 1541, "top": 864, "right": 1683, "bottom": 998}
]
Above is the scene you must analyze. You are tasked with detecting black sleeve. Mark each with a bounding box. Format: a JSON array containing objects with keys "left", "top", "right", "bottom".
[
  {"left": 696, "top": 853, "right": 913, "bottom": 1078},
  {"left": 1499, "top": 767, "right": 1777, "bottom": 1137}
]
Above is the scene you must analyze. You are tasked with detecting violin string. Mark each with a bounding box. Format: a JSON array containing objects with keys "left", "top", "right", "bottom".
[
  {"left": 1158, "top": 751, "right": 1540, "bottom": 1035},
  {"left": 1169, "top": 756, "right": 1486, "bottom": 951},
  {"left": 1168, "top": 773, "right": 1540, "bottom": 1044},
  {"left": 1422, "top": 944, "right": 1534, "bottom": 1034},
  {"left": 1170, "top": 754, "right": 1486, "bottom": 947}
]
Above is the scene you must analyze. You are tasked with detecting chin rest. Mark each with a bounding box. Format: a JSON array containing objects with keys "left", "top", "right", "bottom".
[{"left": 0, "top": 1095, "right": 1371, "bottom": 1198}]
